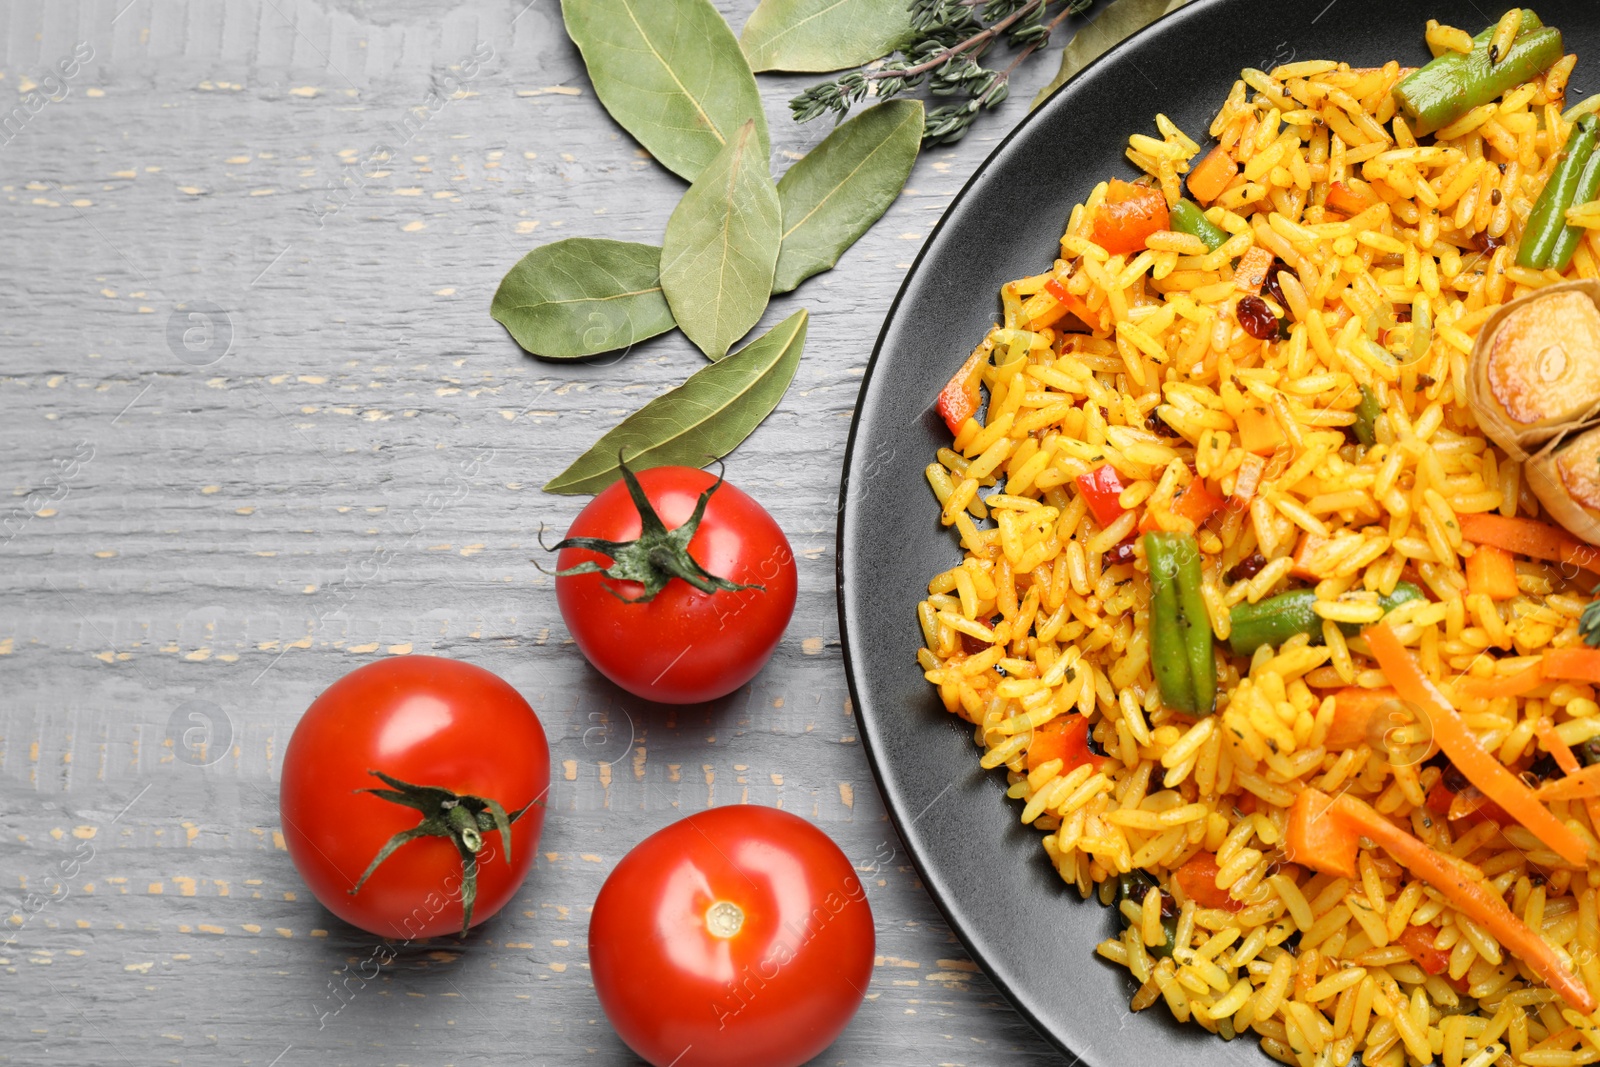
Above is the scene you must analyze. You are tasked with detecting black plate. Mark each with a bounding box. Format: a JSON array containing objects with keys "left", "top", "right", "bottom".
[{"left": 837, "top": 1, "right": 1598, "bottom": 1061}]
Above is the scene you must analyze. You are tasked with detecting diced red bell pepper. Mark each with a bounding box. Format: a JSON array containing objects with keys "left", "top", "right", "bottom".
[
  {"left": 1139, "top": 475, "right": 1224, "bottom": 533},
  {"left": 936, "top": 348, "right": 987, "bottom": 436},
  {"left": 1427, "top": 779, "right": 1514, "bottom": 827},
  {"left": 1033, "top": 277, "right": 1103, "bottom": 333},
  {"left": 1398, "top": 923, "right": 1451, "bottom": 976},
  {"left": 1091, "top": 179, "right": 1170, "bottom": 257},
  {"left": 1425, "top": 779, "right": 1455, "bottom": 817},
  {"left": 1026, "top": 715, "right": 1108, "bottom": 773},
  {"left": 1075, "top": 464, "right": 1128, "bottom": 527}
]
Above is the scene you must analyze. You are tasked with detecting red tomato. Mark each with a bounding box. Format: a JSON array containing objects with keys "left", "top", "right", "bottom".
[
  {"left": 555, "top": 466, "right": 797, "bottom": 704},
  {"left": 588, "top": 806, "right": 874, "bottom": 1067},
  {"left": 280, "top": 657, "right": 549, "bottom": 939}
]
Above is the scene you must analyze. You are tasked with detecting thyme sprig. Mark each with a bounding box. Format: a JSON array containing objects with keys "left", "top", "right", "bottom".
[{"left": 790, "top": 0, "right": 1093, "bottom": 145}]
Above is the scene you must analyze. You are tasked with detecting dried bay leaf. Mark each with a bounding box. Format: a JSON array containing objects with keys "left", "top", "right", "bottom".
[
  {"left": 1030, "top": 0, "right": 1194, "bottom": 111},
  {"left": 561, "top": 0, "right": 768, "bottom": 182},
  {"left": 740, "top": 0, "right": 916, "bottom": 74},
  {"left": 543, "top": 309, "right": 808, "bottom": 495},
  {"left": 773, "top": 99, "right": 921, "bottom": 294},
  {"left": 660, "top": 120, "right": 782, "bottom": 361},
  {"left": 491, "top": 239, "right": 675, "bottom": 360}
]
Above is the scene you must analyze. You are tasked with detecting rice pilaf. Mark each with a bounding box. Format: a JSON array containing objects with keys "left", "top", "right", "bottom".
[{"left": 916, "top": 14, "right": 1600, "bottom": 1067}]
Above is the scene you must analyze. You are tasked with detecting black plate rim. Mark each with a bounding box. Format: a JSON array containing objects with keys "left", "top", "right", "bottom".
[{"left": 832, "top": 1, "right": 1226, "bottom": 1058}]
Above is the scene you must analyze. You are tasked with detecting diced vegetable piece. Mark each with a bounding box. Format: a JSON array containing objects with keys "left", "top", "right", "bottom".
[
  {"left": 1173, "top": 851, "right": 1242, "bottom": 911},
  {"left": 1465, "top": 543, "right": 1519, "bottom": 600},
  {"left": 1025, "top": 715, "right": 1106, "bottom": 773},
  {"left": 1323, "top": 687, "right": 1402, "bottom": 750},
  {"left": 1284, "top": 787, "right": 1359, "bottom": 879},
  {"left": 1075, "top": 464, "right": 1129, "bottom": 527},
  {"left": 1168, "top": 199, "right": 1229, "bottom": 250},
  {"left": 1364, "top": 622, "right": 1588, "bottom": 866},
  {"left": 1458, "top": 512, "right": 1600, "bottom": 575},
  {"left": 1144, "top": 532, "right": 1216, "bottom": 715},
  {"left": 1236, "top": 404, "right": 1283, "bottom": 454},
  {"left": 1518, "top": 113, "right": 1599, "bottom": 269},
  {"left": 1326, "top": 179, "right": 1381, "bottom": 217},
  {"left": 936, "top": 348, "right": 986, "bottom": 436},
  {"left": 1289, "top": 532, "right": 1327, "bottom": 579},
  {"left": 1394, "top": 15, "right": 1562, "bottom": 136},
  {"left": 1186, "top": 145, "right": 1237, "bottom": 206},
  {"left": 1029, "top": 276, "right": 1103, "bottom": 333},
  {"left": 1316, "top": 786, "right": 1596, "bottom": 1013},
  {"left": 1091, "top": 180, "right": 1170, "bottom": 257},
  {"left": 1139, "top": 476, "right": 1224, "bottom": 533},
  {"left": 1234, "top": 246, "right": 1275, "bottom": 294},
  {"left": 1397, "top": 923, "right": 1450, "bottom": 976}
]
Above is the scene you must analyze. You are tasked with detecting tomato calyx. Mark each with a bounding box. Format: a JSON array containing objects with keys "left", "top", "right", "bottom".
[
  {"left": 546, "top": 458, "right": 762, "bottom": 604},
  {"left": 351, "top": 770, "right": 537, "bottom": 937}
]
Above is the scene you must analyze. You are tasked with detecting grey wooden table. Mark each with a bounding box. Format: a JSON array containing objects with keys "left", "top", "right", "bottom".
[{"left": 0, "top": 1, "right": 1081, "bottom": 1062}]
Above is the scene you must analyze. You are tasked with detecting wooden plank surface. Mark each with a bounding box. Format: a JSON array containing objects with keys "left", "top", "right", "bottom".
[{"left": 0, "top": 1, "right": 1081, "bottom": 1062}]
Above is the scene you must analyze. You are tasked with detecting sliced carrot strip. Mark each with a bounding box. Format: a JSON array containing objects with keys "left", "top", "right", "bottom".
[
  {"left": 1321, "top": 789, "right": 1596, "bottom": 1013},
  {"left": 1458, "top": 512, "right": 1600, "bottom": 576},
  {"left": 1536, "top": 723, "right": 1600, "bottom": 837},
  {"left": 1534, "top": 762, "right": 1600, "bottom": 802},
  {"left": 1544, "top": 648, "right": 1600, "bottom": 685},
  {"left": 1365, "top": 623, "right": 1589, "bottom": 866},
  {"left": 1453, "top": 663, "right": 1546, "bottom": 700}
]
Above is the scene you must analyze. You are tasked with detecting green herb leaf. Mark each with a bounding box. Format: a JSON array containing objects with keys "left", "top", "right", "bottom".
[
  {"left": 490, "top": 239, "right": 675, "bottom": 360},
  {"left": 561, "top": 0, "right": 769, "bottom": 183},
  {"left": 1030, "top": 0, "right": 1194, "bottom": 111},
  {"left": 661, "top": 120, "right": 782, "bottom": 361},
  {"left": 740, "top": 0, "right": 916, "bottom": 74},
  {"left": 773, "top": 99, "right": 921, "bottom": 294},
  {"left": 543, "top": 309, "right": 808, "bottom": 495}
]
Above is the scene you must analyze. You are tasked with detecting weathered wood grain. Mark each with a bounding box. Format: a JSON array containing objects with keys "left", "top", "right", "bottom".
[{"left": 0, "top": 1, "right": 1082, "bottom": 1063}]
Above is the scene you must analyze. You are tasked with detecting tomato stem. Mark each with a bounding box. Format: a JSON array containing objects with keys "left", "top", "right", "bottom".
[
  {"left": 351, "top": 770, "right": 538, "bottom": 937},
  {"left": 546, "top": 456, "right": 762, "bottom": 604}
]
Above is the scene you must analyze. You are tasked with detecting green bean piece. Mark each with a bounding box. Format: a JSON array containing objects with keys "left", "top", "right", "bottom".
[
  {"left": 1547, "top": 138, "right": 1600, "bottom": 270},
  {"left": 1394, "top": 19, "right": 1563, "bottom": 137},
  {"left": 1519, "top": 114, "right": 1599, "bottom": 269},
  {"left": 1144, "top": 532, "right": 1215, "bottom": 715},
  {"left": 1354, "top": 385, "right": 1381, "bottom": 446},
  {"left": 1169, "top": 199, "right": 1229, "bottom": 252},
  {"left": 1227, "top": 582, "right": 1425, "bottom": 657},
  {"left": 1146, "top": 533, "right": 1197, "bottom": 714},
  {"left": 1174, "top": 540, "right": 1216, "bottom": 715}
]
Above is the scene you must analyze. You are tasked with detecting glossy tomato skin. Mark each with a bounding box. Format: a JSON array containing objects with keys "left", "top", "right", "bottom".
[
  {"left": 589, "top": 806, "right": 874, "bottom": 1067},
  {"left": 280, "top": 656, "right": 549, "bottom": 940},
  {"left": 555, "top": 467, "right": 797, "bottom": 704}
]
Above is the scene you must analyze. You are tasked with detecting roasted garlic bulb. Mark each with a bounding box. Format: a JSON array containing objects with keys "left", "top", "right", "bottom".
[
  {"left": 1526, "top": 425, "right": 1600, "bottom": 546},
  {"left": 1468, "top": 281, "right": 1600, "bottom": 460},
  {"left": 1469, "top": 280, "right": 1600, "bottom": 547}
]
